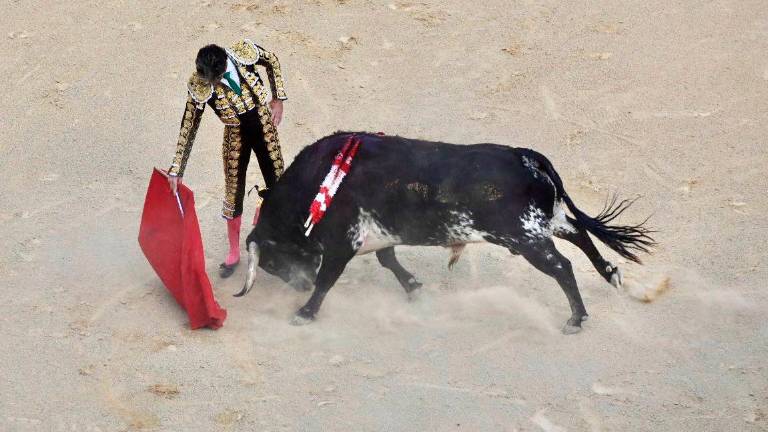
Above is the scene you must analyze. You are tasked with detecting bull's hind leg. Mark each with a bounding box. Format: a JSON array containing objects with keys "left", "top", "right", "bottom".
[
  {"left": 515, "top": 239, "right": 588, "bottom": 334},
  {"left": 555, "top": 217, "right": 622, "bottom": 288},
  {"left": 376, "top": 247, "right": 422, "bottom": 296},
  {"left": 291, "top": 248, "right": 355, "bottom": 325}
]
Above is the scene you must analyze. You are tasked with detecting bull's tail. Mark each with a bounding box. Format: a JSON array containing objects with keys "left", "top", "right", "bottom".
[{"left": 519, "top": 149, "right": 656, "bottom": 264}]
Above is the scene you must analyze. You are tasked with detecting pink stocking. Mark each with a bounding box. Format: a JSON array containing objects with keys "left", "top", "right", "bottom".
[{"left": 225, "top": 216, "right": 242, "bottom": 265}]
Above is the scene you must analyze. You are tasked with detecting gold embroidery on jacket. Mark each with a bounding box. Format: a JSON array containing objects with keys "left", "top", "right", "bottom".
[
  {"left": 240, "top": 85, "right": 256, "bottom": 111},
  {"left": 169, "top": 96, "right": 204, "bottom": 176},
  {"left": 187, "top": 73, "right": 213, "bottom": 104},
  {"left": 173, "top": 40, "right": 288, "bottom": 217},
  {"left": 256, "top": 105, "right": 285, "bottom": 177},
  {"left": 221, "top": 125, "right": 243, "bottom": 219},
  {"left": 257, "top": 47, "right": 287, "bottom": 100},
  {"left": 237, "top": 65, "right": 269, "bottom": 105},
  {"left": 226, "top": 39, "right": 260, "bottom": 65}
]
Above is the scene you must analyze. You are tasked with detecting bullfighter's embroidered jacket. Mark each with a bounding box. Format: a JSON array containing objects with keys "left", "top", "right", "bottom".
[{"left": 169, "top": 39, "right": 287, "bottom": 217}]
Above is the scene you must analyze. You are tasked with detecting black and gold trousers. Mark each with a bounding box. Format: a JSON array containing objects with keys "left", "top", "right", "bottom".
[{"left": 221, "top": 106, "right": 285, "bottom": 219}]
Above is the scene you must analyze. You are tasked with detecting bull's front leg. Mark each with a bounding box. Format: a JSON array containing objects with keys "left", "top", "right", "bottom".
[{"left": 291, "top": 249, "right": 355, "bottom": 325}]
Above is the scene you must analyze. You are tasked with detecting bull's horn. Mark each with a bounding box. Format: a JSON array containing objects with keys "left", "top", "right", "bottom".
[{"left": 234, "top": 241, "right": 259, "bottom": 297}]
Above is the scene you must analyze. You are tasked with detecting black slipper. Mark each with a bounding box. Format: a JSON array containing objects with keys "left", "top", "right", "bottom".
[{"left": 219, "top": 261, "right": 240, "bottom": 278}]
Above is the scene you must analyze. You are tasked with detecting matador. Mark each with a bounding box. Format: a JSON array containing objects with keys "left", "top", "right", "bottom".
[{"left": 167, "top": 39, "right": 287, "bottom": 277}]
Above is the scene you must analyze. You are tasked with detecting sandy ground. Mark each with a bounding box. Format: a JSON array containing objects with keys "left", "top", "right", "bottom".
[{"left": 1, "top": 0, "right": 767, "bottom": 430}]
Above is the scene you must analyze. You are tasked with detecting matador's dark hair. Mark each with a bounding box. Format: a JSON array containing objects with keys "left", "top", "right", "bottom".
[{"left": 195, "top": 44, "right": 227, "bottom": 82}]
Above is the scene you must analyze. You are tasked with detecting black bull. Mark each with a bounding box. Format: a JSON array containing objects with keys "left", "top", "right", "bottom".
[{"left": 236, "top": 132, "right": 654, "bottom": 333}]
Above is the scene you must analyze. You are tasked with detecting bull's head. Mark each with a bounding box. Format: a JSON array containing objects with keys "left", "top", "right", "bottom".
[{"left": 234, "top": 238, "right": 321, "bottom": 297}]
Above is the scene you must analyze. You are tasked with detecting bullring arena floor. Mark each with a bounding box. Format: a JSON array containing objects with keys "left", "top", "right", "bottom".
[{"left": 1, "top": 1, "right": 766, "bottom": 430}]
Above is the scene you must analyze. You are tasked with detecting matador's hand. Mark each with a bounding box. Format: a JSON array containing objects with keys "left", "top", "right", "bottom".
[
  {"left": 168, "top": 175, "right": 182, "bottom": 195},
  {"left": 269, "top": 99, "right": 284, "bottom": 127}
]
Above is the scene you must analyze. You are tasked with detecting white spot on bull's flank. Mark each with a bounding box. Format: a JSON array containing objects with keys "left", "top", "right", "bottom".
[
  {"left": 445, "top": 211, "right": 489, "bottom": 243},
  {"left": 350, "top": 210, "right": 401, "bottom": 255},
  {"left": 520, "top": 204, "right": 552, "bottom": 240},
  {"left": 522, "top": 155, "right": 557, "bottom": 193},
  {"left": 521, "top": 156, "right": 540, "bottom": 178},
  {"left": 522, "top": 201, "right": 574, "bottom": 241}
]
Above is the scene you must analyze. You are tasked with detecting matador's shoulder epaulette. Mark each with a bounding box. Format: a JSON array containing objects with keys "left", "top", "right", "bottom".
[
  {"left": 187, "top": 72, "right": 214, "bottom": 104},
  {"left": 226, "top": 39, "right": 261, "bottom": 66}
]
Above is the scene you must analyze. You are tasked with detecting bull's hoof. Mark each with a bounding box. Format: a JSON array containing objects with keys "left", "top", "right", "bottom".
[
  {"left": 562, "top": 316, "right": 584, "bottom": 334},
  {"left": 562, "top": 323, "right": 582, "bottom": 335},
  {"left": 406, "top": 287, "right": 422, "bottom": 302},
  {"left": 290, "top": 314, "right": 314, "bottom": 326},
  {"left": 405, "top": 277, "right": 423, "bottom": 291},
  {"left": 609, "top": 267, "right": 623, "bottom": 289}
]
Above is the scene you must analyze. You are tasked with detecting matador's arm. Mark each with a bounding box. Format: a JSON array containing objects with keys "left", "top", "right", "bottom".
[
  {"left": 168, "top": 95, "right": 205, "bottom": 177},
  {"left": 256, "top": 45, "right": 288, "bottom": 101}
]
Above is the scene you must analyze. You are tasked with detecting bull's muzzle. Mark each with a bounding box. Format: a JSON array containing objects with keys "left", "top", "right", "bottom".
[{"left": 234, "top": 241, "right": 259, "bottom": 297}]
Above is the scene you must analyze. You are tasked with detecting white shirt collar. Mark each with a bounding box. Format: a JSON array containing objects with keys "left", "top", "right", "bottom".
[{"left": 220, "top": 58, "right": 241, "bottom": 89}]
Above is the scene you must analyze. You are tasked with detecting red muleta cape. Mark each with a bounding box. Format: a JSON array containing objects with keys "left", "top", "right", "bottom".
[{"left": 138, "top": 168, "right": 227, "bottom": 329}]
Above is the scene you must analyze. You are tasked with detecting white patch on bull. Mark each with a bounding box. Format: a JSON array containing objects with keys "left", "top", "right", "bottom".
[
  {"left": 521, "top": 201, "right": 575, "bottom": 241},
  {"left": 550, "top": 200, "right": 576, "bottom": 235},
  {"left": 349, "top": 210, "right": 401, "bottom": 255},
  {"left": 440, "top": 212, "right": 490, "bottom": 268},
  {"left": 610, "top": 267, "right": 623, "bottom": 288},
  {"left": 520, "top": 203, "right": 553, "bottom": 240},
  {"left": 445, "top": 211, "right": 489, "bottom": 243},
  {"left": 522, "top": 155, "right": 557, "bottom": 190},
  {"left": 521, "top": 156, "right": 540, "bottom": 178}
]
